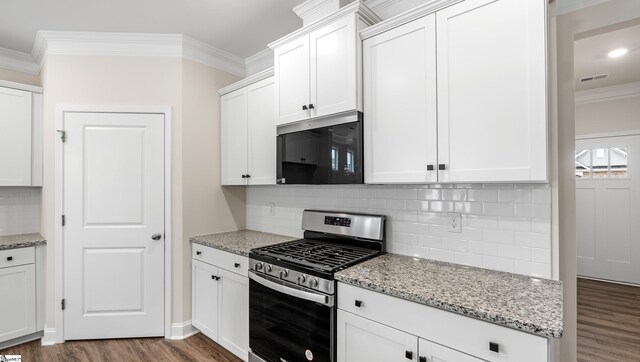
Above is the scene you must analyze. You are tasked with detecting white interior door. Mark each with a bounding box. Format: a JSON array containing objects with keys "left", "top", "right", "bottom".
[
  {"left": 63, "top": 112, "right": 165, "bottom": 339},
  {"left": 577, "top": 134, "right": 640, "bottom": 284}
]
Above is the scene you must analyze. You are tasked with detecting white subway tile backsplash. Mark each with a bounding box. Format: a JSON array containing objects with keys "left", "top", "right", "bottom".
[
  {"left": 0, "top": 188, "right": 41, "bottom": 237},
  {"left": 246, "top": 183, "right": 551, "bottom": 278}
]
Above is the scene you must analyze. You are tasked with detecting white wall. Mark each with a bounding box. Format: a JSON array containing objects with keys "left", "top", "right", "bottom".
[
  {"left": 576, "top": 95, "right": 640, "bottom": 136},
  {"left": 247, "top": 183, "right": 552, "bottom": 278},
  {"left": 0, "top": 187, "right": 40, "bottom": 236}
]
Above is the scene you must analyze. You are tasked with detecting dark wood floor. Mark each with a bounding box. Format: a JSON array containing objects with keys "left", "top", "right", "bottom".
[
  {"left": 0, "top": 333, "right": 242, "bottom": 362},
  {"left": 578, "top": 277, "right": 640, "bottom": 362}
]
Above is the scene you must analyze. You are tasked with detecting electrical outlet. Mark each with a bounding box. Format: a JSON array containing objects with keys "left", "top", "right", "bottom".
[
  {"left": 447, "top": 213, "right": 462, "bottom": 233},
  {"left": 269, "top": 202, "right": 276, "bottom": 216}
]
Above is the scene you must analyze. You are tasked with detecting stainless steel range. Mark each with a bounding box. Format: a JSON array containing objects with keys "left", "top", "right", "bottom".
[{"left": 248, "top": 210, "right": 386, "bottom": 362}]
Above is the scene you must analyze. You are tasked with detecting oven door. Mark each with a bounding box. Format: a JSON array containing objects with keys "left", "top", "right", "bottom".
[{"left": 249, "top": 271, "right": 334, "bottom": 362}]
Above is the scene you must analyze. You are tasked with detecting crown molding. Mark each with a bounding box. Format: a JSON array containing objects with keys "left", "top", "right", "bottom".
[
  {"left": 360, "top": 0, "right": 463, "bottom": 39},
  {"left": 245, "top": 48, "right": 274, "bottom": 76},
  {"left": 30, "top": 31, "right": 246, "bottom": 77},
  {"left": 218, "top": 67, "right": 274, "bottom": 96},
  {"left": 269, "top": 1, "right": 381, "bottom": 49},
  {"left": 575, "top": 81, "right": 640, "bottom": 104},
  {"left": 294, "top": 0, "right": 356, "bottom": 26},
  {"left": 556, "top": 0, "right": 608, "bottom": 15},
  {"left": 0, "top": 46, "right": 39, "bottom": 74}
]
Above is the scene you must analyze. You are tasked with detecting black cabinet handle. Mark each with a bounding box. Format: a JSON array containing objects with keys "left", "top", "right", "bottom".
[
  {"left": 419, "top": 357, "right": 427, "bottom": 362},
  {"left": 302, "top": 105, "right": 308, "bottom": 110},
  {"left": 405, "top": 351, "right": 413, "bottom": 360},
  {"left": 242, "top": 174, "right": 247, "bottom": 178},
  {"left": 427, "top": 164, "right": 434, "bottom": 171},
  {"left": 7, "top": 256, "right": 13, "bottom": 261},
  {"left": 438, "top": 164, "right": 446, "bottom": 170},
  {"left": 308, "top": 104, "right": 315, "bottom": 109},
  {"left": 211, "top": 275, "right": 221, "bottom": 281},
  {"left": 234, "top": 263, "right": 240, "bottom": 268},
  {"left": 489, "top": 342, "right": 499, "bottom": 353},
  {"left": 246, "top": 174, "right": 251, "bottom": 178},
  {"left": 354, "top": 300, "right": 362, "bottom": 307},
  {"left": 196, "top": 251, "right": 202, "bottom": 256}
]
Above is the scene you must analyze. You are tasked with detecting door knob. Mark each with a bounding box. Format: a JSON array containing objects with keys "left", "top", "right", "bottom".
[{"left": 151, "top": 233, "right": 162, "bottom": 241}]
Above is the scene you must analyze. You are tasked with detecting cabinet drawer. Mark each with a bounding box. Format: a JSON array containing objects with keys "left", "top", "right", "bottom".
[
  {"left": 0, "top": 247, "right": 35, "bottom": 269},
  {"left": 193, "top": 244, "right": 248, "bottom": 277},
  {"left": 338, "top": 282, "right": 548, "bottom": 362}
]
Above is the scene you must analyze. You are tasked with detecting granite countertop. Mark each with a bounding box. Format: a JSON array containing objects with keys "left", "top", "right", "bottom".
[
  {"left": 335, "top": 253, "right": 563, "bottom": 339},
  {"left": 0, "top": 233, "right": 47, "bottom": 250},
  {"left": 190, "top": 230, "right": 298, "bottom": 256}
]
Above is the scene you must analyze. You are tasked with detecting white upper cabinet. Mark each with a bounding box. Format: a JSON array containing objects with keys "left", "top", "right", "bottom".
[
  {"left": 362, "top": 0, "right": 547, "bottom": 184},
  {"left": 363, "top": 14, "right": 437, "bottom": 184},
  {"left": 0, "top": 84, "right": 42, "bottom": 186},
  {"left": 436, "top": 0, "right": 547, "bottom": 182},
  {"left": 271, "top": 3, "right": 379, "bottom": 126},
  {"left": 220, "top": 72, "right": 276, "bottom": 186},
  {"left": 221, "top": 88, "right": 249, "bottom": 186},
  {"left": 274, "top": 36, "right": 311, "bottom": 125}
]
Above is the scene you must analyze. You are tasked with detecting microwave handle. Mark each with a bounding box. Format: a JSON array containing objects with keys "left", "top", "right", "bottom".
[{"left": 249, "top": 271, "right": 332, "bottom": 306}]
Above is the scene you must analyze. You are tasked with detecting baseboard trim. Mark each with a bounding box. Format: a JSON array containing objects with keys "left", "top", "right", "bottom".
[
  {"left": 40, "top": 328, "right": 58, "bottom": 346},
  {"left": 170, "top": 320, "right": 198, "bottom": 340},
  {"left": 0, "top": 331, "right": 44, "bottom": 350}
]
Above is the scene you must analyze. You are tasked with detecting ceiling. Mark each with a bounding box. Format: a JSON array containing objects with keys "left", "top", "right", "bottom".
[
  {"left": 574, "top": 21, "right": 640, "bottom": 91},
  {"left": 0, "top": 0, "right": 305, "bottom": 59}
]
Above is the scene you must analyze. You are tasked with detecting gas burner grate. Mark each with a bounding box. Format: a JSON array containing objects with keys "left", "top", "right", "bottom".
[{"left": 253, "top": 239, "right": 379, "bottom": 272}]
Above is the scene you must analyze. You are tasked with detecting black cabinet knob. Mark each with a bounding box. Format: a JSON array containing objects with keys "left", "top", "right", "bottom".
[
  {"left": 419, "top": 357, "right": 427, "bottom": 362},
  {"left": 241, "top": 174, "right": 247, "bottom": 178},
  {"left": 354, "top": 300, "right": 362, "bottom": 307},
  {"left": 196, "top": 251, "right": 202, "bottom": 256},
  {"left": 489, "top": 342, "right": 499, "bottom": 353},
  {"left": 246, "top": 174, "right": 251, "bottom": 178},
  {"left": 7, "top": 256, "right": 13, "bottom": 261},
  {"left": 427, "top": 164, "right": 434, "bottom": 171},
  {"left": 211, "top": 275, "right": 221, "bottom": 281},
  {"left": 302, "top": 105, "right": 308, "bottom": 110},
  {"left": 234, "top": 263, "right": 240, "bottom": 268},
  {"left": 438, "top": 164, "right": 446, "bottom": 170},
  {"left": 405, "top": 351, "right": 413, "bottom": 360},
  {"left": 308, "top": 104, "right": 315, "bottom": 109}
]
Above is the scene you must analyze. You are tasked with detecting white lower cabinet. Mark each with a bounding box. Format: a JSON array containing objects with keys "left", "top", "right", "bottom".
[
  {"left": 338, "top": 311, "right": 483, "bottom": 362},
  {"left": 337, "top": 282, "right": 549, "bottom": 362},
  {"left": 192, "top": 245, "right": 249, "bottom": 361},
  {"left": 0, "top": 245, "right": 44, "bottom": 348}
]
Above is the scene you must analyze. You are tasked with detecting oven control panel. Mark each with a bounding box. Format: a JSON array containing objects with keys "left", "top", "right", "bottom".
[
  {"left": 249, "top": 259, "right": 334, "bottom": 295},
  {"left": 324, "top": 216, "right": 351, "bottom": 227}
]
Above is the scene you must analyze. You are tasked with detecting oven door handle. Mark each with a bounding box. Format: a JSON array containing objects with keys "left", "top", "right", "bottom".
[{"left": 249, "top": 271, "right": 333, "bottom": 306}]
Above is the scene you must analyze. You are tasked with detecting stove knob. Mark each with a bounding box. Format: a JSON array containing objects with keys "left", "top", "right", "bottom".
[
  {"left": 280, "top": 269, "right": 289, "bottom": 278},
  {"left": 254, "top": 262, "right": 263, "bottom": 271},
  {"left": 297, "top": 274, "right": 306, "bottom": 284},
  {"left": 265, "top": 264, "right": 273, "bottom": 273},
  {"left": 309, "top": 278, "right": 319, "bottom": 288}
]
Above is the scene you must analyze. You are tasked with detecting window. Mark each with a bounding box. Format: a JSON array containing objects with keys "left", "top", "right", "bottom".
[
  {"left": 576, "top": 146, "right": 628, "bottom": 179},
  {"left": 346, "top": 149, "right": 355, "bottom": 173},
  {"left": 331, "top": 147, "right": 338, "bottom": 171}
]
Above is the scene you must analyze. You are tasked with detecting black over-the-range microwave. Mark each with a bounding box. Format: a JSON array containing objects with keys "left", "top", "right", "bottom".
[{"left": 276, "top": 112, "right": 363, "bottom": 185}]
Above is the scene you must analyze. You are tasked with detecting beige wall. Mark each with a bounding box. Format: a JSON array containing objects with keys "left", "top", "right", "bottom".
[
  {"left": 0, "top": 66, "right": 40, "bottom": 86},
  {"left": 555, "top": 2, "right": 640, "bottom": 360},
  {"left": 576, "top": 95, "right": 640, "bottom": 135},
  {"left": 181, "top": 59, "right": 245, "bottom": 320},
  {"left": 40, "top": 55, "right": 245, "bottom": 330}
]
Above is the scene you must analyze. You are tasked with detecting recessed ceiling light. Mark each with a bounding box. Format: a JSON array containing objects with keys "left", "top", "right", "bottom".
[{"left": 608, "top": 48, "right": 628, "bottom": 58}]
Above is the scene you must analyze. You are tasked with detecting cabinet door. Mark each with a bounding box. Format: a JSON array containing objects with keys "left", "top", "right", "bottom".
[
  {"left": 218, "top": 269, "right": 249, "bottom": 360},
  {"left": 337, "top": 310, "right": 417, "bottom": 362},
  {"left": 310, "top": 15, "right": 357, "bottom": 118},
  {"left": 419, "top": 339, "right": 483, "bottom": 362},
  {"left": 192, "top": 260, "right": 220, "bottom": 341},
  {"left": 221, "top": 88, "right": 248, "bottom": 185},
  {"left": 247, "top": 77, "right": 276, "bottom": 185},
  {"left": 363, "top": 15, "right": 438, "bottom": 184},
  {"left": 0, "top": 87, "right": 32, "bottom": 186},
  {"left": 0, "top": 264, "right": 36, "bottom": 342},
  {"left": 274, "top": 35, "right": 311, "bottom": 126},
  {"left": 436, "top": 0, "right": 547, "bottom": 182}
]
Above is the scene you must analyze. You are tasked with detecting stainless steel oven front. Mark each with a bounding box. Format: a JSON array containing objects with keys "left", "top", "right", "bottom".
[{"left": 248, "top": 271, "right": 335, "bottom": 362}]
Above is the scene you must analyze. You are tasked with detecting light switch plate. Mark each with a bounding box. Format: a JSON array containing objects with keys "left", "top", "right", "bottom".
[{"left": 447, "top": 212, "right": 462, "bottom": 233}]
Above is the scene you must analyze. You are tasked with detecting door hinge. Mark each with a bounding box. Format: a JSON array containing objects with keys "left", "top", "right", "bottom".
[
  {"left": 61, "top": 299, "right": 66, "bottom": 310},
  {"left": 61, "top": 214, "right": 66, "bottom": 226},
  {"left": 57, "top": 130, "right": 66, "bottom": 143}
]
